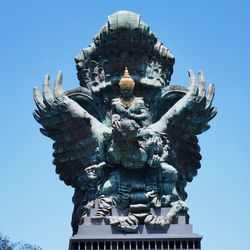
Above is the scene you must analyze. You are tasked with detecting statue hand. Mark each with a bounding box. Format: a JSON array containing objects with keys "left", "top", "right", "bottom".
[
  {"left": 85, "top": 162, "right": 106, "bottom": 181},
  {"left": 124, "top": 109, "right": 132, "bottom": 118},
  {"left": 148, "top": 154, "right": 161, "bottom": 168},
  {"left": 112, "top": 114, "right": 121, "bottom": 122},
  {"left": 161, "top": 195, "right": 172, "bottom": 206}
]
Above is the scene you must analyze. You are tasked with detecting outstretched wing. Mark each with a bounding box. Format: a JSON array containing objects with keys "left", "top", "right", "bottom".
[
  {"left": 150, "top": 70, "right": 216, "bottom": 135},
  {"left": 150, "top": 70, "right": 216, "bottom": 200},
  {"left": 33, "top": 71, "right": 111, "bottom": 188}
]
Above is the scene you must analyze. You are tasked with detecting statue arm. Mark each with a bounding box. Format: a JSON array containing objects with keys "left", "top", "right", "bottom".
[
  {"left": 85, "top": 162, "right": 107, "bottom": 184},
  {"left": 130, "top": 101, "right": 148, "bottom": 121},
  {"left": 131, "top": 109, "right": 147, "bottom": 120}
]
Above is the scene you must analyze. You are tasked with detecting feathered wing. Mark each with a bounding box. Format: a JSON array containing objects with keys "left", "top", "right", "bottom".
[
  {"left": 150, "top": 70, "right": 217, "bottom": 200},
  {"left": 33, "top": 71, "right": 111, "bottom": 188}
]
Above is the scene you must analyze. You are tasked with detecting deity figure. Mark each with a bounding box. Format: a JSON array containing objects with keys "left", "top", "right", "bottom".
[
  {"left": 111, "top": 67, "right": 148, "bottom": 126},
  {"left": 33, "top": 10, "right": 216, "bottom": 234}
]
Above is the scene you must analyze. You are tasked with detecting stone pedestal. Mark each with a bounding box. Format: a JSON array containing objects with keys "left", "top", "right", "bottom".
[{"left": 69, "top": 207, "right": 202, "bottom": 250}]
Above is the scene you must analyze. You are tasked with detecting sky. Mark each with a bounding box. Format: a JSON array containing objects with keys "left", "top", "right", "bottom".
[{"left": 0, "top": 0, "right": 249, "bottom": 249}]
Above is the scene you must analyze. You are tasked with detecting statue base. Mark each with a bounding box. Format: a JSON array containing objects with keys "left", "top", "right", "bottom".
[{"left": 68, "top": 207, "right": 202, "bottom": 250}]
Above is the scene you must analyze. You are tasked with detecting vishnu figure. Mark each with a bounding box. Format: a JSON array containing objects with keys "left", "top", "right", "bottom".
[{"left": 111, "top": 67, "right": 148, "bottom": 128}]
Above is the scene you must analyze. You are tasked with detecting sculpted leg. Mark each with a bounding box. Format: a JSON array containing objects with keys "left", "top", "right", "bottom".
[{"left": 160, "top": 163, "right": 180, "bottom": 206}]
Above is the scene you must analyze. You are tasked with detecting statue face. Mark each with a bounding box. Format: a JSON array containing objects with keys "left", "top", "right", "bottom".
[{"left": 120, "top": 88, "right": 133, "bottom": 99}]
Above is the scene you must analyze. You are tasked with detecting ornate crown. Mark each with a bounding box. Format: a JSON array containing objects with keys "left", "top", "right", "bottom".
[{"left": 119, "top": 67, "right": 135, "bottom": 89}]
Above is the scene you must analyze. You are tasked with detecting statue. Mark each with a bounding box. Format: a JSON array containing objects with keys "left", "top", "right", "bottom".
[{"left": 33, "top": 11, "right": 216, "bottom": 235}]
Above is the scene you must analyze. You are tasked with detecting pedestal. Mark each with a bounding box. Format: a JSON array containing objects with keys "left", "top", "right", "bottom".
[{"left": 69, "top": 207, "right": 202, "bottom": 250}]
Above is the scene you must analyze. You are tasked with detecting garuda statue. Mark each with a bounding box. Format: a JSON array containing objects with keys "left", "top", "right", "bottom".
[{"left": 33, "top": 11, "right": 216, "bottom": 235}]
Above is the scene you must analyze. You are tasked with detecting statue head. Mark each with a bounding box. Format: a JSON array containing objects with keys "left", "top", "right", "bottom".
[
  {"left": 119, "top": 67, "right": 135, "bottom": 99},
  {"left": 113, "top": 119, "right": 140, "bottom": 141},
  {"left": 120, "top": 119, "right": 140, "bottom": 140}
]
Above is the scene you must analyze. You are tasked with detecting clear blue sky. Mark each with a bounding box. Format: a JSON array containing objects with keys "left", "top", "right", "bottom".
[{"left": 0, "top": 1, "right": 249, "bottom": 249}]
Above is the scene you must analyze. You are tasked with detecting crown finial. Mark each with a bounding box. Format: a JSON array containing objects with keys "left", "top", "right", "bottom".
[{"left": 119, "top": 67, "right": 135, "bottom": 89}]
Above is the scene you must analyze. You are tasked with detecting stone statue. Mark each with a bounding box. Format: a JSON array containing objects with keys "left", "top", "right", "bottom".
[{"left": 33, "top": 11, "right": 216, "bottom": 235}]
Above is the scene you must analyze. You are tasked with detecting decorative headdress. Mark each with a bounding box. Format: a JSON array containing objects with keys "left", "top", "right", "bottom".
[{"left": 118, "top": 67, "right": 135, "bottom": 89}]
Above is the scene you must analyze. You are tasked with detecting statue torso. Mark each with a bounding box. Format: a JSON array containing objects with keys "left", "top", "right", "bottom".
[{"left": 113, "top": 96, "right": 143, "bottom": 111}]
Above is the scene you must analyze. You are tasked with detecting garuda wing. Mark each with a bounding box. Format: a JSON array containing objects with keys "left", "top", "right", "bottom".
[
  {"left": 150, "top": 70, "right": 217, "bottom": 200},
  {"left": 33, "top": 71, "right": 111, "bottom": 189}
]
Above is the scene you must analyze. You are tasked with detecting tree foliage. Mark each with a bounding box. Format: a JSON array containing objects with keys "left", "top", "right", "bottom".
[{"left": 0, "top": 233, "right": 42, "bottom": 250}]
